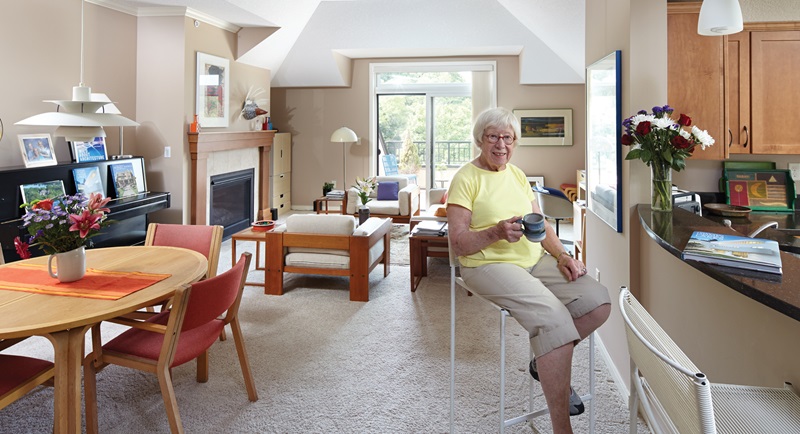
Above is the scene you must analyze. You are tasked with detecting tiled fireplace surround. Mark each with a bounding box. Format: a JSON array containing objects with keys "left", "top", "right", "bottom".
[{"left": 188, "top": 131, "right": 276, "bottom": 226}]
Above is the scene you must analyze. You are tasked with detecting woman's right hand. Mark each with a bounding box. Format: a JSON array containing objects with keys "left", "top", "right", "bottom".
[{"left": 497, "top": 216, "right": 524, "bottom": 243}]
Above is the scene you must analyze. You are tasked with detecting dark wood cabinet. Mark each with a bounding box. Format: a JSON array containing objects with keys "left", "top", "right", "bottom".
[{"left": 0, "top": 157, "right": 169, "bottom": 262}]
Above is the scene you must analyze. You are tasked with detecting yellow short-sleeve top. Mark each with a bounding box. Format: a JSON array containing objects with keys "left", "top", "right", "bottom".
[{"left": 447, "top": 162, "right": 544, "bottom": 268}]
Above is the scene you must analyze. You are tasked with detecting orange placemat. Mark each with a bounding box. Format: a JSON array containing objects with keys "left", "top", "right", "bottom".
[{"left": 0, "top": 264, "right": 171, "bottom": 300}]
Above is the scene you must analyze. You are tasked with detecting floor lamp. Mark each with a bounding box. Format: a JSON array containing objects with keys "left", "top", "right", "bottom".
[{"left": 330, "top": 127, "right": 358, "bottom": 189}]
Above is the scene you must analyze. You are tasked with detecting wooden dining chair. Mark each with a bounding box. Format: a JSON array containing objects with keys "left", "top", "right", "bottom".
[
  {"left": 83, "top": 253, "right": 258, "bottom": 434},
  {"left": 0, "top": 339, "right": 55, "bottom": 410},
  {"left": 145, "top": 223, "right": 224, "bottom": 279},
  {"left": 143, "top": 223, "right": 225, "bottom": 338}
]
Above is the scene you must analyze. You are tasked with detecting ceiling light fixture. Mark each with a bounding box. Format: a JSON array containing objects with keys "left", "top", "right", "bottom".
[
  {"left": 698, "top": 0, "right": 743, "bottom": 36},
  {"left": 15, "top": 0, "right": 138, "bottom": 143}
]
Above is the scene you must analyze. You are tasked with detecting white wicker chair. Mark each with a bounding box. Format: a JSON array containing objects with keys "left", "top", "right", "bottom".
[
  {"left": 448, "top": 238, "right": 595, "bottom": 433},
  {"left": 619, "top": 286, "right": 800, "bottom": 433}
]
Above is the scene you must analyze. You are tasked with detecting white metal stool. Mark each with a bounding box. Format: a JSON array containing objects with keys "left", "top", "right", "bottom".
[{"left": 448, "top": 244, "right": 595, "bottom": 433}]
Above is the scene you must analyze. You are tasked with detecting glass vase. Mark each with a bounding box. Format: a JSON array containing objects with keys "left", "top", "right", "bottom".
[
  {"left": 650, "top": 160, "right": 673, "bottom": 212},
  {"left": 358, "top": 205, "right": 370, "bottom": 225}
]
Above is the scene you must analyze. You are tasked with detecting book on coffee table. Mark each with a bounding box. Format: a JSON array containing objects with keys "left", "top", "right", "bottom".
[
  {"left": 681, "top": 230, "right": 782, "bottom": 275},
  {"left": 412, "top": 220, "right": 447, "bottom": 236}
]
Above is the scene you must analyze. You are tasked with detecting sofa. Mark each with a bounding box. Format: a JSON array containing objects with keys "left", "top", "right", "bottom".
[
  {"left": 345, "top": 175, "right": 420, "bottom": 223},
  {"left": 263, "top": 214, "right": 392, "bottom": 302}
]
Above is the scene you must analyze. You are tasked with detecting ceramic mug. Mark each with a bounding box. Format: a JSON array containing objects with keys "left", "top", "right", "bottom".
[
  {"left": 48, "top": 246, "right": 86, "bottom": 283},
  {"left": 518, "top": 213, "right": 546, "bottom": 242}
]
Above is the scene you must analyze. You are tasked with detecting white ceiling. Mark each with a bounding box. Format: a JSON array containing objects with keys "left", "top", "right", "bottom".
[{"left": 92, "top": 0, "right": 586, "bottom": 87}]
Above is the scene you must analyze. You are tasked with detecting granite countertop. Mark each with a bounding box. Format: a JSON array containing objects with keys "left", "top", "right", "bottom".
[{"left": 638, "top": 205, "right": 800, "bottom": 321}]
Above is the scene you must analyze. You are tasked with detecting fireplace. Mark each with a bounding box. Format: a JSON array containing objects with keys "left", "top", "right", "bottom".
[{"left": 210, "top": 169, "right": 254, "bottom": 239}]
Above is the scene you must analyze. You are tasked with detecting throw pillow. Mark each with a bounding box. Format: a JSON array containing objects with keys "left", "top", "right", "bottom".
[{"left": 376, "top": 181, "right": 400, "bottom": 200}]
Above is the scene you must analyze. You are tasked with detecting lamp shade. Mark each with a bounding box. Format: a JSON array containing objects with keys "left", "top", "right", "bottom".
[
  {"left": 698, "top": 0, "right": 743, "bottom": 36},
  {"left": 330, "top": 127, "right": 358, "bottom": 143}
]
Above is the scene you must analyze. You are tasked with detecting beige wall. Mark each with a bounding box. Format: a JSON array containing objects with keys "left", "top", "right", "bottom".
[
  {"left": 272, "top": 56, "right": 587, "bottom": 209},
  {"left": 0, "top": 1, "right": 137, "bottom": 167},
  {"left": 1, "top": 3, "right": 271, "bottom": 224}
]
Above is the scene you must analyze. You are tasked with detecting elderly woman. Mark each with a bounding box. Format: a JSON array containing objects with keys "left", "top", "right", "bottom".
[{"left": 447, "top": 107, "right": 611, "bottom": 433}]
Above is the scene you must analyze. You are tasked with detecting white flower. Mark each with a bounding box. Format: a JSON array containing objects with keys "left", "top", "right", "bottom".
[
  {"left": 653, "top": 116, "right": 676, "bottom": 130},
  {"left": 630, "top": 114, "right": 654, "bottom": 127},
  {"left": 691, "top": 126, "right": 715, "bottom": 149}
]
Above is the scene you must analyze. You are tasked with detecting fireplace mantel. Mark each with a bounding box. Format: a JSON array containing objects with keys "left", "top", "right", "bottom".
[{"left": 188, "top": 130, "right": 275, "bottom": 227}]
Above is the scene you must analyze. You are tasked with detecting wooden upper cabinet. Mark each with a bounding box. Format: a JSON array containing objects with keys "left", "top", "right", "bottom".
[
  {"left": 667, "top": 4, "right": 727, "bottom": 160},
  {"left": 726, "top": 32, "right": 750, "bottom": 154},
  {"left": 749, "top": 30, "right": 800, "bottom": 154}
]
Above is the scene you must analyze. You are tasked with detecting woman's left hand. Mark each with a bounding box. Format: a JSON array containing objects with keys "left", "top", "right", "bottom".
[{"left": 557, "top": 253, "right": 588, "bottom": 282}]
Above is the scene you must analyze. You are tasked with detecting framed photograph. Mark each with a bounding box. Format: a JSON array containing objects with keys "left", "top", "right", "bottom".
[
  {"left": 70, "top": 137, "right": 108, "bottom": 163},
  {"left": 514, "top": 109, "right": 573, "bottom": 146},
  {"left": 110, "top": 162, "right": 139, "bottom": 198},
  {"left": 586, "top": 50, "right": 623, "bottom": 232},
  {"left": 20, "top": 180, "right": 66, "bottom": 208},
  {"left": 131, "top": 158, "right": 147, "bottom": 192},
  {"left": 196, "top": 52, "right": 230, "bottom": 128},
  {"left": 18, "top": 134, "right": 57, "bottom": 168},
  {"left": 73, "top": 166, "right": 105, "bottom": 198}
]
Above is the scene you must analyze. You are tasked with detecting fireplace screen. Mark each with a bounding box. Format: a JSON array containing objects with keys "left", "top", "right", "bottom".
[{"left": 210, "top": 169, "right": 254, "bottom": 239}]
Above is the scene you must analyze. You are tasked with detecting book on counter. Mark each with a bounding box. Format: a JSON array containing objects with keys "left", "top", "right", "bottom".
[
  {"left": 411, "top": 220, "right": 448, "bottom": 236},
  {"left": 681, "top": 230, "right": 782, "bottom": 275}
]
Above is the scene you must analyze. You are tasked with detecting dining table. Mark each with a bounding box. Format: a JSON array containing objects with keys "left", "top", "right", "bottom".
[{"left": 0, "top": 246, "right": 208, "bottom": 434}]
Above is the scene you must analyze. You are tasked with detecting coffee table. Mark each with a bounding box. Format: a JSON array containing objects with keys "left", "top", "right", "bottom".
[
  {"left": 409, "top": 232, "right": 449, "bottom": 292},
  {"left": 314, "top": 196, "right": 345, "bottom": 214},
  {"left": 230, "top": 226, "right": 271, "bottom": 287}
]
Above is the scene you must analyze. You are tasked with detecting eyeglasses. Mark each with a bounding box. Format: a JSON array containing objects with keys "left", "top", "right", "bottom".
[{"left": 484, "top": 133, "right": 515, "bottom": 144}]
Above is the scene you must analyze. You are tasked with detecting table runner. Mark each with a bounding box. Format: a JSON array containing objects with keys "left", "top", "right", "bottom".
[{"left": 0, "top": 264, "right": 171, "bottom": 300}]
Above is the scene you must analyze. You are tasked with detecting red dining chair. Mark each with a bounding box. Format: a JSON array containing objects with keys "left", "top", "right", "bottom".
[
  {"left": 83, "top": 253, "right": 257, "bottom": 434},
  {"left": 143, "top": 223, "right": 227, "bottom": 339},
  {"left": 145, "top": 223, "right": 224, "bottom": 279},
  {"left": 0, "top": 338, "right": 55, "bottom": 410}
]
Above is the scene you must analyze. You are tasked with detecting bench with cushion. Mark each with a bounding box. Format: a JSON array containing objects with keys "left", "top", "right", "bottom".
[
  {"left": 346, "top": 176, "right": 420, "bottom": 223},
  {"left": 263, "top": 214, "right": 392, "bottom": 302}
]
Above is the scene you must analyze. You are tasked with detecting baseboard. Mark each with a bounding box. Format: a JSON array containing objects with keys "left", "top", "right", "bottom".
[{"left": 595, "top": 332, "right": 631, "bottom": 409}]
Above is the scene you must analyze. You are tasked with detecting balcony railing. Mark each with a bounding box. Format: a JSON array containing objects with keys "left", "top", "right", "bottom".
[{"left": 385, "top": 140, "right": 471, "bottom": 167}]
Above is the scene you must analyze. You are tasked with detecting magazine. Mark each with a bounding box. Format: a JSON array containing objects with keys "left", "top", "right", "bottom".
[
  {"left": 72, "top": 166, "right": 105, "bottom": 198},
  {"left": 110, "top": 162, "right": 139, "bottom": 198},
  {"left": 411, "top": 220, "right": 448, "bottom": 236},
  {"left": 681, "top": 230, "right": 782, "bottom": 275}
]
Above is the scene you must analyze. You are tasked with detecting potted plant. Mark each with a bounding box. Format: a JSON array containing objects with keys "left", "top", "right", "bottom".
[{"left": 323, "top": 181, "right": 335, "bottom": 197}]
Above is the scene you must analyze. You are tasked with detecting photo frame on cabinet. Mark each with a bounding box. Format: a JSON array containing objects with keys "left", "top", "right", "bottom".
[
  {"left": 513, "top": 109, "right": 573, "bottom": 146},
  {"left": 70, "top": 137, "right": 108, "bottom": 163},
  {"left": 586, "top": 50, "right": 623, "bottom": 233},
  {"left": 18, "top": 134, "right": 57, "bottom": 168},
  {"left": 195, "top": 52, "right": 230, "bottom": 128},
  {"left": 20, "top": 180, "right": 66, "bottom": 209}
]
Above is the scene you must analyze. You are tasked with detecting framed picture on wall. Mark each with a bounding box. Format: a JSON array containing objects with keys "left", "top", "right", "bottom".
[
  {"left": 513, "top": 109, "right": 573, "bottom": 146},
  {"left": 18, "top": 134, "right": 57, "bottom": 168},
  {"left": 195, "top": 52, "right": 230, "bottom": 128}
]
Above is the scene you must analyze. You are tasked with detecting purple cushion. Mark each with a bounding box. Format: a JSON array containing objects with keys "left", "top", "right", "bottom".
[{"left": 376, "top": 181, "right": 399, "bottom": 200}]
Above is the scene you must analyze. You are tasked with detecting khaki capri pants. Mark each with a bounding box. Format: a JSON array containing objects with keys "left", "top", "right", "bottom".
[{"left": 459, "top": 254, "right": 610, "bottom": 357}]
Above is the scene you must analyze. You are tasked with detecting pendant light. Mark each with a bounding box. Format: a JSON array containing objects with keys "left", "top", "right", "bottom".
[
  {"left": 15, "top": 0, "right": 138, "bottom": 142},
  {"left": 698, "top": 0, "right": 743, "bottom": 36}
]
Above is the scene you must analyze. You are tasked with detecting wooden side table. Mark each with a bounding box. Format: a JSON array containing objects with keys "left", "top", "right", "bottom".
[
  {"left": 314, "top": 197, "right": 345, "bottom": 214},
  {"left": 409, "top": 232, "right": 449, "bottom": 292},
  {"left": 230, "top": 227, "right": 271, "bottom": 287}
]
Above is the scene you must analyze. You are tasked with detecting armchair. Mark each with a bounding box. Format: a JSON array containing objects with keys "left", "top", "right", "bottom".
[
  {"left": 264, "top": 214, "right": 392, "bottom": 301},
  {"left": 346, "top": 175, "right": 420, "bottom": 223}
]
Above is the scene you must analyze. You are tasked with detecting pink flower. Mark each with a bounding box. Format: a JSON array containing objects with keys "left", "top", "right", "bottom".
[
  {"left": 87, "top": 193, "right": 111, "bottom": 214},
  {"left": 69, "top": 210, "right": 104, "bottom": 238}
]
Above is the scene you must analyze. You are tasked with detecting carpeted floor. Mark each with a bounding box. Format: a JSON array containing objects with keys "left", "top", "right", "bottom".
[{"left": 1, "top": 221, "right": 650, "bottom": 433}]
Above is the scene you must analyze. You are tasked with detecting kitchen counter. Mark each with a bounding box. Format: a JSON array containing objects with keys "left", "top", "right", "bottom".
[{"left": 638, "top": 205, "right": 800, "bottom": 321}]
